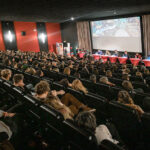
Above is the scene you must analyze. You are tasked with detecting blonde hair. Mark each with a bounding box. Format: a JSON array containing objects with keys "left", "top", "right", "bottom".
[
  {"left": 118, "top": 90, "right": 134, "bottom": 104},
  {"left": 99, "top": 76, "right": 108, "bottom": 84},
  {"left": 106, "top": 70, "right": 112, "bottom": 77},
  {"left": 63, "top": 67, "right": 70, "bottom": 76},
  {"left": 1, "top": 69, "right": 12, "bottom": 80},
  {"left": 136, "top": 71, "right": 142, "bottom": 78},
  {"left": 122, "top": 80, "right": 133, "bottom": 91},
  {"left": 25, "top": 67, "right": 36, "bottom": 75},
  {"left": 72, "top": 79, "right": 88, "bottom": 94}
]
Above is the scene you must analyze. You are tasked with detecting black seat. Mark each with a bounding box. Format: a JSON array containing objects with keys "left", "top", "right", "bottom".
[{"left": 108, "top": 101, "right": 141, "bottom": 145}]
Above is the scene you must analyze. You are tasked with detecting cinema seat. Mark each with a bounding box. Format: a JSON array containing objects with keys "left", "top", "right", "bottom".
[
  {"left": 62, "top": 119, "right": 99, "bottom": 150},
  {"left": 100, "top": 140, "right": 125, "bottom": 150},
  {"left": 141, "top": 113, "right": 150, "bottom": 148},
  {"left": 108, "top": 101, "right": 142, "bottom": 145}
]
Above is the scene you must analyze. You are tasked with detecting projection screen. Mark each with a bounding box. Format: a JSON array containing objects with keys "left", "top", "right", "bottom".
[{"left": 91, "top": 17, "right": 142, "bottom": 53}]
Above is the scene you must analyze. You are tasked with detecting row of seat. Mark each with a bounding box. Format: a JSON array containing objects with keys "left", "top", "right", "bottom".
[{"left": 1, "top": 64, "right": 150, "bottom": 148}]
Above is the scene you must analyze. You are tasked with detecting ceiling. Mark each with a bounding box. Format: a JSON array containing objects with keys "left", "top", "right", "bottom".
[{"left": 0, "top": 0, "right": 150, "bottom": 23}]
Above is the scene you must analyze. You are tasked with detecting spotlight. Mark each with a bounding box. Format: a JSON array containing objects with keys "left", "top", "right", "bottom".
[
  {"left": 6, "top": 30, "right": 13, "bottom": 42},
  {"left": 71, "top": 17, "right": 74, "bottom": 21},
  {"left": 39, "top": 33, "right": 46, "bottom": 43}
]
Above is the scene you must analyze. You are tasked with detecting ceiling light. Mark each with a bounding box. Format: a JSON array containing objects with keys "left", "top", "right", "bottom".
[
  {"left": 6, "top": 30, "right": 13, "bottom": 42},
  {"left": 39, "top": 33, "right": 46, "bottom": 43},
  {"left": 71, "top": 17, "right": 74, "bottom": 21}
]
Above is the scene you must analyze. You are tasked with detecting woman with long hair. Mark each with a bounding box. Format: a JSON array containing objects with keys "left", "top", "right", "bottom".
[{"left": 72, "top": 79, "right": 88, "bottom": 94}]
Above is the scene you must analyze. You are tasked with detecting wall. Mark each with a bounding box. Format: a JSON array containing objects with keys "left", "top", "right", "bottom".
[
  {"left": 46, "top": 23, "right": 62, "bottom": 52},
  {"left": 14, "top": 21, "right": 40, "bottom": 52},
  {"left": 60, "top": 22, "right": 78, "bottom": 49},
  {"left": 0, "top": 23, "right": 5, "bottom": 50},
  {"left": 0, "top": 21, "right": 62, "bottom": 52}
]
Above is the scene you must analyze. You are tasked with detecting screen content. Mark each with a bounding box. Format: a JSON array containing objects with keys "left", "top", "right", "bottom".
[{"left": 91, "top": 17, "right": 142, "bottom": 53}]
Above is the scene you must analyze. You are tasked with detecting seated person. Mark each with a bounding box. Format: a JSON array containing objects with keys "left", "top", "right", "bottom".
[
  {"left": 122, "top": 74, "right": 130, "bottom": 81},
  {"left": 113, "top": 50, "right": 118, "bottom": 56},
  {"left": 105, "top": 50, "right": 111, "bottom": 56},
  {"left": 13, "top": 74, "right": 25, "bottom": 90},
  {"left": 1, "top": 69, "right": 12, "bottom": 81},
  {"left": 106, "top": 70, "right": 112, "bottom": 78},
  {"left": 35, "top": 70, "right": 44, "bottom": 77},
  {"left": 72, "top": 79, "right": 88, "bottom": 94},
  {"left": 25, "top": 67, "right": 36, "bottom": 75},
  {"left": 75, "top": 111, "right": 120, "bottom": 145},
  {"left": 122, "top": 80, "right": 144, "bottom": 93},
  {"left": 59, "top": 78, "right": 72, "bottom": 88},
  {"left": 90, "top": 74, "right": 96, "bottom": 84},
  {"left": 122, "top": 51, "right": 128, "bottom": 57},
  {"left": 97, "top": 50, "right": 103, "bottom": 55},
  {"left": 144, "top": 69, "right": 150, "bottom": 78},
  {"left": 99, "top": 76, "right": 115, "bottom": 86},
  {"left": 0, "top": 110, "right": 15, "bottom": 141},
  {"left": 135, "top": 71, "right": 145, "bottom": 83},
  {"left": 13, "top": 74, "right": 33, "bottom": 92},
  {"left": 34, "top": 81, "right": 94, "bottom": 120},
  {"left": 135, "top": 53, "right": 142, "bottom": 59},
  {"left": 63, "top": 67, "right": 71, "bottom": 76},
  {"left": 117, "top": 90, "right": 144, "bottom": 118}
]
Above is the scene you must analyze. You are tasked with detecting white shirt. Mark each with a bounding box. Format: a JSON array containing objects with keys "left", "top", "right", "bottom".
[
  {"left": 95, "top": 125, "right": 119, "bottom": 145},
  {"left": 0, "top": 110, "right": 12, "bottom": 140}
]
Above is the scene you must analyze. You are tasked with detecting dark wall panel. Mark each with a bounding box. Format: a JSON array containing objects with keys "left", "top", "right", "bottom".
[
  {"left": 2, "top": 21, "right": 17, "bottom": 50},
  {"left": 36, "top": 22, "right": 49, "bottom": 52},
  {"left": 60, "top": 22, "right": 78, "bottom": 49}
]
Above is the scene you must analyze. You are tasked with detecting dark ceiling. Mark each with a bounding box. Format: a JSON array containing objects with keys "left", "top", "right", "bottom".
[{"left": 0, "top": 0, "right": 150, "bottom": 23}]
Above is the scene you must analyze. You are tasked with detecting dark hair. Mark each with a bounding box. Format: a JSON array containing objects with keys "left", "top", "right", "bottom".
[
  {"left": 13, "top": 74, "right": 24, "bottom": 84},
  {"left": 35, "top": 81, "right": 50, "bottom": 95},
  {"left": 90, "top": 74, "right": 96, "bottom": 83},
  {"left": 59, "top": 78, "right": 69, "bottom": 87},
  {"left": 75, "top": 111, "right": 97, "bottom": 132}
]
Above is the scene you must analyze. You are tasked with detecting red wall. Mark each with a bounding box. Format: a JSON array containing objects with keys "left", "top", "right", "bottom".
[
  {"left": 14, "top": 21, "right": 40, "bottom": 52},
  {"left": 45, "top": 23, "right": 62, "bottom": 52},
  {"left": 0, "top": 23, "right": 5, "bottom": 51}
]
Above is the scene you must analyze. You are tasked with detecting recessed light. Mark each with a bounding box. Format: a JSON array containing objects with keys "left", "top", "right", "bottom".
[{"left": 71, "top": 17, "right": 74, "bottom": 21}]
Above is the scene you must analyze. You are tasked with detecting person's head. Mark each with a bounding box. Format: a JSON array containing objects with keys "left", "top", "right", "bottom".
[
  {"left": 136, "top": 71, "right": 143, "bottom": 78},
  {"left": 144, "top": 69, "right": 150, "bottom": 75},
  {"left": 3, "top": 59, "right": 11, "bottom": 66},
  {"left": 72, "top": 79, "right": 88, "bottom": 94},
  {"left": 75, "top": 111, "right": 97, "bottom": 132},
  {"left": 53, "top": 67, "right": 59, "bottom": 72},
  {"left": 122, "top": 74, "right": 130, "bottom": 81},
  {"left": 36, "top": 70, "right": 44, "bottom": 77},
  {"left": 122, "top": 80, "right": 133, "bottom": 91},
  {"left": 35, "top": 81, "right": 50, "bottom": 99},
  {"left": 59, "top": 78, "right": 71, "bottom": 87},
  {"left": 1, "top": 69, "right": 12, "bottom": 81},
  {"left": 106, "top": 70, "right": 112, "bottom": 77},
  {"left": 63, "top": 67, "right": 71, "bottom": 76},
  {"left": 90, "top": 74, "right": 96, "bottom": 83},
  {"left": 25, "top": 67, "right": 36, "bottom": 75},
  {"left": 122, "top": 64, "right": 127, "bottom": 70},
  {"left": 13, "top": 74, "right": 24, "bottom": 87},
  {"left": 99, "top": 76, "right": 108, "bottom": 84},
  {"left": 124, "top": 51, "right": 128, "bottom": 55},
  {"left": 118, "top": 90, "right": 134, "bottom": 105}
]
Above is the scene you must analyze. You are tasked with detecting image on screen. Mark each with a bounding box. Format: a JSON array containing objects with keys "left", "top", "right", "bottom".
[{"left": 91, "top": 17, "right": 142, "bottom": 53}]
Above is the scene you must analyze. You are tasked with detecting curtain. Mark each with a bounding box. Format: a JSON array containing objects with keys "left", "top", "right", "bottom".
[
  {"left": 142, "top": 15, "right": 150, "bottom": 57},
  {"left": 76, "top": 21, "right": 92, "bottom": 52}
]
